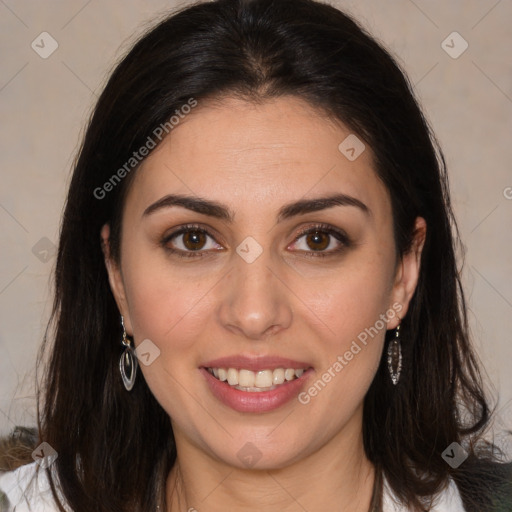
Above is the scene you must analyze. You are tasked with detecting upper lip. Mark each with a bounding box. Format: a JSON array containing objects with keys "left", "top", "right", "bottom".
[{"left": 201, "top": 355, "right": 312, "bottom": 372}]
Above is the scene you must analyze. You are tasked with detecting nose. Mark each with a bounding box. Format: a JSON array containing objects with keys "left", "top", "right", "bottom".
[{"left": 217, "top": 245, "right": 293, "bottom": 341}]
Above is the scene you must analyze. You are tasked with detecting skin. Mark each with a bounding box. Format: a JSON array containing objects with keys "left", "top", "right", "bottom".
[{"left": 101, "top": 95, "right": 426, "bottom": 511}]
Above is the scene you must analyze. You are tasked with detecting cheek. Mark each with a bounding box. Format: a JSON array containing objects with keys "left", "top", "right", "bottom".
[
  {"left": 121, "top": 249, "right": 208, "bottom": 354},
  {"left": 121, "top": 261, "right": 210, "bottom": 415},
  {"left": 297, "top": 282, "right": 389, "bottom": 431},
  {"left": 295, "top": 247, "right": 395, "bottom": 401},
  {"left": 303, "top": 252, "right": 394, "bottom": 342}
]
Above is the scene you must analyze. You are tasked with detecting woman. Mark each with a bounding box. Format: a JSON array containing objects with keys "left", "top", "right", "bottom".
[{"left": 0, "top": 0, "right": 510, "bottom": 510}]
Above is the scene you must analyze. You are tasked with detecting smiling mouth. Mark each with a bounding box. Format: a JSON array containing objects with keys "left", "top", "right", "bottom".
[{"left": 205, "top": 366, "right": 309, "bottom": 392}]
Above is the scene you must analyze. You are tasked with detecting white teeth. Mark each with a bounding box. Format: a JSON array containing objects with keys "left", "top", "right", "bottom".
[
  {"left": 284, "top": 369, "right": 295, "bottom": 381},
  {"left": 273, "top": 368, "right": 285, "bottom": 385},
  {"left": 254, "top": 370, "right": 273, "bottom": 388},
  {"left": 234, "top": 385, "right": 274, "bottom": 392},
  {"left": 239, "top": 369, "right": 255, "bottom": 387},
  {"left": 227, "top": 368, "right": 238, "bottom": 386},
  {"left": 207, "top": 367, "right": 307, "bottom": 390}
]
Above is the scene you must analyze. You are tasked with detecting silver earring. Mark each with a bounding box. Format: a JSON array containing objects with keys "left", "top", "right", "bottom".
[
  {"left": 387, "top": 318, "right": 402, "bottom": 385},
  {"left": 119, "top": 316, "right": 138, "bottom": 391}
]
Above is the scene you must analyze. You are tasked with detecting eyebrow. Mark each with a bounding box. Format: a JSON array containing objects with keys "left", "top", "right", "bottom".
[{"left": 142, "top": 193, "right": 371, "bottom": 223}]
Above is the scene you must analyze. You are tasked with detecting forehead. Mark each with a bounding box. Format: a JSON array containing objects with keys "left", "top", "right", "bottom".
[{"left": 124, "top": 95, "right": 391, "bottom": 223}]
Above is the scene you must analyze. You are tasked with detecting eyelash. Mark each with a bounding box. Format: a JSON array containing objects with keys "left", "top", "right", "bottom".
[{"left": 160, "top": 223, "right": 351, "bottom": 259}]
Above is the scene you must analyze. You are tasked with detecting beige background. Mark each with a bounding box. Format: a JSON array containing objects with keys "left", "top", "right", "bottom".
[{"left": 1, "top": 0, "right": 511, "bottom": 451}]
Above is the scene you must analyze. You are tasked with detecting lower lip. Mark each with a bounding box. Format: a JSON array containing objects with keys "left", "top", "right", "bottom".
[{"left": 201, "top": 367, "right": 313, "bottom": 413}]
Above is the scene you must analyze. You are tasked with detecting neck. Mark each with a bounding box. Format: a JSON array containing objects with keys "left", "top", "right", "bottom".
[{"left": 165, "top": 411, "right": 376, "bottom": 512}]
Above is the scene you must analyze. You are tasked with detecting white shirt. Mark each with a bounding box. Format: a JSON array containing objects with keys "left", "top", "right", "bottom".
[{"left": 0, "top": 461, "right": 467, "bottom": 511}]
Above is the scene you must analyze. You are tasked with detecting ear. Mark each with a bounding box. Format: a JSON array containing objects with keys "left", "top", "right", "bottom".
[
  {"left": 388, "top": 216, "right": 427, "bottom": 328},
  {"left": 100, "top": 223, "right": 133, "bottom": 335}
]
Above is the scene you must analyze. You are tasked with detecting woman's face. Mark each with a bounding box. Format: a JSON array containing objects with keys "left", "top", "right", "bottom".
[{"left": 103, "top": 95, "right": 425, "bottom": 469}]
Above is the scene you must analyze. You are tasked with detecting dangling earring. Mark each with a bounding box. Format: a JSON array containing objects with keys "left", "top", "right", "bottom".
[
  {"left": 387, "top": 317, "right": 402, "bottom": 385},
  {"left": 119, "top": 315, "right": 138, "bottom": 391}
]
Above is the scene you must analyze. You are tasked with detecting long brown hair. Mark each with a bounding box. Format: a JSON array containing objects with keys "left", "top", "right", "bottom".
[{"left": 3, "top": 0, "right": 511, "bottom": 511}]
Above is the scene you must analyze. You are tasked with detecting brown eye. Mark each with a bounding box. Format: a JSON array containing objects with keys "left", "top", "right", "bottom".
[
  {"left": 290, "top": 224, "right": 351, "bottom": 257},
  {"left": 182, "top": 230, "right": 207, "bottom": 251},
  {"left": 161, "top": 224, "right": 223, "bottom": 258},
  {"left": 304, "top": 231, "right": 330, "bottom": 251}
]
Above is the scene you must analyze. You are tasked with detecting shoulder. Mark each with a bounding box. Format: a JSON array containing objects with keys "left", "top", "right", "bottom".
[
  {"left": 382, "top": 460, "right": 512, "bottom": 512},
  {"left": 455, "top": 459, "right": 512, "bottom": 511},
  {"left": 383, "top": 474, "right": 466, "bottom": 512},
  {"left": 0, "top": 461, "right": 68, "bottom": 512}
]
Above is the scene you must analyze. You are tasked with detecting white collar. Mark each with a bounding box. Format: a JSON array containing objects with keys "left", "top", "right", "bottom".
[
  {"left": 0, "top": 461, "right": 68, "bottom": 511},
  {"left": 1, "top": 462, "right": 466, "bottom": 511},
  {"left": 382, "top": 473, "right": 466, "bottom": 511}
]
